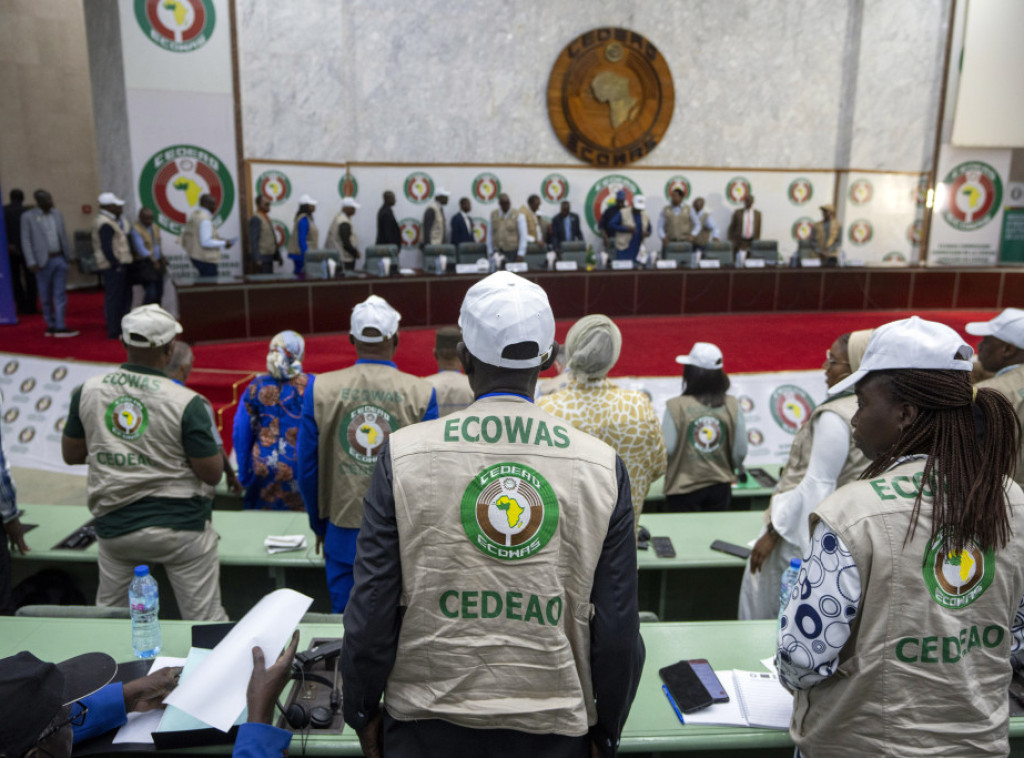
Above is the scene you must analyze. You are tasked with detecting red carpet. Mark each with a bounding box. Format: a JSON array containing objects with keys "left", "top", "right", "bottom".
[{"left": 1, "top": 288, "right": 998, "bottom": 453}]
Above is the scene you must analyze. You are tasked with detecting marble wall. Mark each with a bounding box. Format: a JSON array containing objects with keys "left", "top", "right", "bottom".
[{"left": 238, "top": 0, "right": 951, "bottom": 172}]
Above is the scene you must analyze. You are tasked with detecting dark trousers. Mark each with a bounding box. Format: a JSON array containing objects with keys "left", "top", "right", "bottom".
[
  {"left": 0, "top": 531, "right": 11, "bottom": 615},
  {"left": 822, "top": 257, "right": 839, "bottom": 268},
  {"left": 102, "top": 267, "right": 131, "bottom": 338},
  {"left": 143, "top": 275, "right": 165, "bottom": 305},
  {"left": 258, "top": 255, "right": 275, "bottom": 274},
  {"left": 190, "top": 259, "right": 218, "bottom": 278},
  {"left": 665, "top": 482, "right": 732, "bottom": 513},
  {"left": 9, "top": 251, "right": 38, "bottom": 314}
]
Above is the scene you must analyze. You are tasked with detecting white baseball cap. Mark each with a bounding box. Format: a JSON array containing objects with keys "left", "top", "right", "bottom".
[
  {"left": 459, "top": 271, "right": 555, "bottom": 369},
  {"left": 350, "top": 295, "right": 400, "bottom": 343},
  {"left": 341, "top": 197, "right": 360, "bottom": 209},
  {"left": 299, "top": 194, "right": 317, "bottom": 206},
  {"left": 632, "top": 195, "right": 646, "bottom": 210},
  {"left": 829, "top": 316, "right": 974, "bottom": 395},
  {"left": 675, "top": 342, "right": 723, "bottom": 370},
  {"left": 965, "top": 308, "right": 1024, "bottom": 350},
  {"left": 98, "top": 192, "right": 125, "bottom": 206},
  {"left": 121, "top": 304, "right": 182, "bottom": 348},
  {"left": 435, "top": 188, "right": 450, "bottom": 198}
]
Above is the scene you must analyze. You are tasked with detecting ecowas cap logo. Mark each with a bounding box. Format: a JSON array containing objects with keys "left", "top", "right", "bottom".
[
  {"left": 788, "top": 178, "right": 814, "bottom": 206},
  {"left": 472, "top": 173, "right": 501, "bottom": 204},
  {"left": 791, "top": 217, "right": 814, "bottom": 242},
  {"left": 134, "top": 0, "right": 215, "bottom": 53},
  {"left": 338, "top": 172, "right": 359, "bottom": 200},
  {"left": 541, "top": 174, "right": 569, "bottom": 204},
  {"left": 941, "top": 161, "right": 1003, "bottom": 231},
  {"left": 923, "top": 531, "right": 994, "bottom": 609},
  {"left": 342, "top": 405, "right": 396, "bottom": 464},
  {"left": 403, "top": 172, "right": 435, "bottom": 204},
  {"left": 399, "top": 218, "right": 422, "bottom": 247},
  {"left": 471, "top": 217, "right": 489, "bottom": 243},
  {"left": 725, "top": 177, "right": 751, "bottom": 206},
  {"left": 139, "top": 144, "right": 235, "bottom": 234},
  {"left": 271, "top": 219, "right": 290, "bottom": 248},
  {"left": 689, "top": 416, "right": 723, "bottom": 454},
  {"left": 585, "top": 174, "right": 640, "bottom": 234},
  {"left": 461, "top": 463, "right": 559, "bottom": 561},
  {"left": 255, "top": 170, "right": 291, "bottom": 205},
  {"left": 665, "top": 176, "right": 691, "bottom": 202},
  {"left": 848, "top": 219, "right": 873, "bottom": 246},
  {"left": 769, "top": 385, "right": 815, "bottom": 434},
  {"left": 848, "top": 179, "right": 873, "bottom": 206},
  {"left": 105, "top": 396, "right": 149, "bottom": 441}
]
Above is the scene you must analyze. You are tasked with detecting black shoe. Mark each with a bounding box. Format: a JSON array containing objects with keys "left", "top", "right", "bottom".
[
  {"left": 52, "top": 327, "right": 80, "bottom": 338},
  {"left": 44, "top": 328, "right": 55, "bottom": 337}
]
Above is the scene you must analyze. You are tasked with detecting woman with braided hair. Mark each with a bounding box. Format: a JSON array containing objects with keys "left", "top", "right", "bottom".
[{"left": 776, "top": 317, "right": 1024, "bottom": 758}]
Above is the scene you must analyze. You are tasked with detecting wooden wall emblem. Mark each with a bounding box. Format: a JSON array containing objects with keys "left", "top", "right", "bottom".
[{"left": 547, "top": 28, "right": 674, "bottom": 167}]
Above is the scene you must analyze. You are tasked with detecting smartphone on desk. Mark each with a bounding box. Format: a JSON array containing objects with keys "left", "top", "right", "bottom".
[
  {"left": 688, "top": 658, "right": 729, "bottom": 703},
  {"left": 659, "top": 660, "right": 713, "bottom": 714}
]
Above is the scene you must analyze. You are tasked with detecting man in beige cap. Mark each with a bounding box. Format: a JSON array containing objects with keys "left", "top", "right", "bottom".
[
  {"left": 426, "top": 326, "right": 473, "bottom": 417},
  {"left": 297, "top": 295, "right": 437, "bottom": 612},
  {"left": 91, "top": 192, "right": 133, "bottom": 338},
  {"left": 811, "top": 204, "right": 841, "bottom": 265},
  {"left": 61, "top": 305, "right": 227, "bottom": 620}
]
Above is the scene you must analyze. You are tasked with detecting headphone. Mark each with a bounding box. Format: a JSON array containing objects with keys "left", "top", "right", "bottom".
[{"left": 275, "top": 656, "right": 342, "bottom": 731}]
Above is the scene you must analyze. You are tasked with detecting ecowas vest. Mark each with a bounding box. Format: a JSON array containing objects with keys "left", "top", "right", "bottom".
[
  {"left": 385, "top": 395, "right": 618, "bottom": 736},
  {"left": 519, "top": 205, "right": 539, "bottom": 242},
  {"left": 255, "top": 213, "right": 277, "bottom": 257},
  {"left": 313, "top": 363, "right": 433, "bottom": 528},
  {"left": 427, "top": 371, "right": 474, "bottom": 417},
  {"left": 77, "top": 367, "right": 213, "bottom": 518},
  {"left": 424, "top": 201, "right": 446, "bottom": 245},
  {"left": 660, "top": 205, "right": 693, "bottom": 240},
  {"left": 614, "top": 210, "right": 650, "bottom": 252},
  {"left": 90, "top": 214, "right": 132, "bottom": 271},
  {"left": 325, "top": 212, "right": 357, "bottom": 262},
  {"left": 287, "top": 213, "right": 320, "bottom": 255},
  {"left": 664, "top": 395, "right": 738, "bottom": 495},
  {"left": 131, "top": 222, "right": 162, "bottom": 257},
  {"left": 790, "top": 459, "right": 1024, "bottom": 757},
  {"left": 490, "top": 209, "right": 519, "bottom": 253},
  {"left": 181, "top": 208, "right": 223, "bottom": 263},
  {"left": 977, "top": 365, "right": 1024, "bottom": 489},
  {"left": 693, "top": 211, "right": 712, "bottom": 246},
  {"left": 774, "top": 393, "right": 868, "bottom": 495}
]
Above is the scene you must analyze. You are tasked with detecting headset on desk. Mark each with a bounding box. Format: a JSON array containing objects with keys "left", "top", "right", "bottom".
[{"left": 275, "top": 639, "right": 343, "bottom": 753}]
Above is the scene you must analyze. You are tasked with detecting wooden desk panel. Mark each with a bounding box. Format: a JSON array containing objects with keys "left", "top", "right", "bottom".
[
  {"left": 910, "top": 271, "right": 956, "bottom": 309},
  {"left": 821, "top": 270, "right": 867, "bottom": 310},
  {"left": 684, "top": 271, "right": 731, "bottom": 313},
  {"left": 634, "top": 271, "right": 683, "bottom": 315},
  {"left": 730, "top": 270, "right": 777, "bottom": 313},
  {"left": 310, "top": 281, "right": 370, "bottom": 334},
  {"left": 776, "top": 271, "right": 822, "bottom": 311},
  {"left": 586, "top": 272, "right": 637, "bottom": 316},
  {"left": 865, "top": 270, "right": 911, "bottom": 309},
  {"left": 248, "top": 285, "right": 310, "bottom": 339},
  {"left": 956, "top": 270, "right": 1002, "bottom": 308}
]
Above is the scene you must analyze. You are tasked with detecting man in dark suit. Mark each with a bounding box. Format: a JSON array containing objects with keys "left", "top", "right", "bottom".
[
  {"left": 550, "top": 201, "right": 583, "bottom": 252},
  {"left": 727, "top": 195, "right": 761, "bottom": 253},
  {"left": 450, "top": 197, "right": 475, "bottom": 247},
  {"left": 376, "top": 190, "right": 401, "bottom": 246}
]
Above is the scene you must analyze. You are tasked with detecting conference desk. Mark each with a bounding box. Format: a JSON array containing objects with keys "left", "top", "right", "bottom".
[
  {"left": 176, "top": 266, "right": 1020, "bottom": 342},
  {"left": 643, "top": 464, "right": 780, "bottom": 513}
]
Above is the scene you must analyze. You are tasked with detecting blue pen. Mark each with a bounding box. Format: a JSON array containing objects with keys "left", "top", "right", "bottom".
[{"left": 662, "top": 684, "right": 685, "bottom": 724}]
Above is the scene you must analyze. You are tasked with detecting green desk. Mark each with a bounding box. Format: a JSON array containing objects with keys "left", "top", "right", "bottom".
[{"left": 643, "top": 464, "right": 781, "bottom": 513}]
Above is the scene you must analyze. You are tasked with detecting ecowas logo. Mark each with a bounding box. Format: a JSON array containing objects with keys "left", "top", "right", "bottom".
[
  {"left": 725, "top": 177, "right": 751, "bottom": 206},
  {"left": 941, "top": 161, "right": 1003, "bottom": 231},
  {"left": 788, "top": 178, "right": 814, "bottom": 206},
  {"left": 255, "top": 170, "right": 291, "bottom": 205},
  {"left": 664, "top": 176, "right": 691, "bottom": 202},
  {"left": 472, "top": 173, "right": 501, "bottom": 204},
  {"left": 3, "top": 360, "right": 19, "bottom": 376},
  {"left": 848, "top": 179, "right": 873, "bottom": 206},
  {"left": 338, "top": 172, "right": 359, "bottom": 200},
  {"left": 907, "top": 219, "right": 923, "bottom": 245},
  {"left": 139, "top": 145, "right": 234, "bottom": 234},
  {"left": 461, "top": 463, "right": 559, "bottom": 561},
  {"left": 923, "top": 531, "right": 994, "bottom": 609},
  {"left": 51, "top": 366, "right": 68, "bottom": 382},
  {"left": 848, "top": 219, "right": 874, "bottom": 246},
  {"left": 541, "top": 174, "right": 569, "bottom": 204},
  {"left": 403, "top": 172, "right": 435, "bottom": 204},
  {"left": 471, "top": 217, "right": 489, "bottom": 244},
  {"left": 399, "top": 218, "right": 422, "bottom": 247},
  {"left": 883, "top": 251, "right": 908, "bottom": 265},
  {"left": 688, "top": 416, "right": 723, "bottom": 454},
  {"left": 271, "top": 219, "right": 290, "bottom": 248},
  {"left": 769, "top": 385, "right": 815, "bottom": 434},
  {"left": 791, "top": 217, "right": 814, "bottom": 242},
  {"left": 342, "top": 405, "right": 396, "bottom": 464},
  {"left": 134, "top": 0, "right": 215, "bottom": 53},
  {"left": 747, "top": 429, "right": 765, "bottom": 446},
  {"left": 585, "top": 174, "right": 640, "bottom": 234},
  {"left": 105, "top": 396, "right": 149, "bottom": 441}
]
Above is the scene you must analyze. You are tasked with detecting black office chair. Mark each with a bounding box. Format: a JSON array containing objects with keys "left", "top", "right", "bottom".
[
  {"left": 749, "top": 240, "right": 779, "bottom": 264},
  {"left": 523, "top": 252, "right": 549, "bottom": 271},
  {"left": 422, "top": 243, "right": 456, "bottom": 274},
  {"left": 457, "top": 242, "right": 488, "bottom": 264},
  {"left": 703, "top": 241, "right": 735, "bottom": 267},
  {"left": 364, "top": 244, "right": 399, "bottom": 276},
  {"left": 560, "top": 241, "right": 586, "bottom": 255}
]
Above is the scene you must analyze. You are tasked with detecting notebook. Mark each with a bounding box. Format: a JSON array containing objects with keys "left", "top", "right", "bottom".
[{"left": 676, "top": 669, "right": 792, "bottom": 730}]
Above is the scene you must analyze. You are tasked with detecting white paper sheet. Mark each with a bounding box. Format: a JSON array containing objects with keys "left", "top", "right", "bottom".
[
  {"left": 760, "top": 656, "right": 778, "bottom": 674},
  {"left": 676, "top": 671, "right": 747, "bottom": 727},
  {"left": 111, "top": 656, "right": 187, "bottom": 744},
  {"left": 162, "top": 588, "right": 312, "bottom": 732}
]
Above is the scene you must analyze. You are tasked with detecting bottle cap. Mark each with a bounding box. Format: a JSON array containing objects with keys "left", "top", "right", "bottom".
[
  {"left": 789, "top": 558, "right": 802, "bottom": 569},
  {"left": 133, "top": 565, "right": 149, "bottom": 577}
]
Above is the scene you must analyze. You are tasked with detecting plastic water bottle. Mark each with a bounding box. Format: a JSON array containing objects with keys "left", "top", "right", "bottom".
[
  {"left": 129, "top": 565, "right": 162, "bottom": 659},
  {"left": 779, "top": 558, "right": 802, "bottom": 622}
]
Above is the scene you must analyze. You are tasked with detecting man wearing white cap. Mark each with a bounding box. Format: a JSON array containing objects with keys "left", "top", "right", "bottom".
[
  {"left": 297, "top": 295, "right": 437, "bottom": 613},
  {"left": 287, "top": 195, "right": 319, "bottom": 276},
  {"left": 608, "top": 194, "right": 652, "bottom": 263},
  {"left": 422, "top": 188, "right": 448, "bottom": 247},
  {"left": 180, "top": 193, "right": 232, "bottom": 278},
  {"left": 341, "top": 271, "right": 644, "bottom": 758},
  {"left": 968, "top": 307, "right": 1024, "bottom": 487},
  {"left": 91, "top": 192, "right": 133, "bottom": 338},
  {"left": 326, "top": 197, "right": 361, "bottom": 271},
  {"left": 61, "top": 305, "right": 228, "bottom": 621},
  {"left": 21, "top": 189, "right": 78, "bottom": 337}
]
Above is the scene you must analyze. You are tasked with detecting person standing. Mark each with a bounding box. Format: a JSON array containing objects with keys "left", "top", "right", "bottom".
[
  {"left": 657, "top": 187, "right": 693, "bottom": 250},
  {"left": 340, "top": 271, "right": 644, "bottom": 758},
  {"left": 21, "top": 190, "right": 79, "bottom": 337},
  {"left": 287, "top": 195, "right": 319, "bottom": 277},
  {"left": 1, "top": 392, "right": 30, "bottom": 615},
  {"left": 690, "top": 197, "right": 720, "bottom": 254},
  {"left": 326, "top": 198, "right": 361, "bottom": 272},
  {"left": 89, "top": 193, "right": 133, "bottom": 338},
  {"left": 248, "top": 195, "right": 279, "bottom": 274},
  {"left": 519, "top": 194, "right": 543, "bottom": 247},
  {"left": 4, "top": 189, "right": 36, "bottom": 315},
  {"left": 549, "top": 200, "right": 583, "bottom": 252},
  {"left": 376, "top": 190, "right": 401, "bottom": 247},
  {"left": 422, "top": 189, "right": 449, "bottom": 247},
  {"left": 130, "top": 208, "right": 166, "bottom": 306},
  {"left": 486, "top": 193, "right": 525, "bottom": 262},
  {"left": 181, "top": 193, "right": 231, "bottom": 278},
  {"left": 810, "top": 203, "right": 841, "bottom": 265},
  {"left": 609, "top": 195, "right": 651, "bottom": 262},
  {"left": 598, "top": 190, "right": 626, "bottom": 253},
  {"left": 297, "top": 295, "right": 437, "bottom": 612},
  {"left": 426, "top": 326, "right": 473, "bottom": 417},
  {"left": 449, "top": 197, "right": 475, "bottom": 248},
  {"left": 727, "top": 195, "right": 761, "bottom": 253},
  {"left": 61, "top": 305, "right": 228, "bottom": 621}
]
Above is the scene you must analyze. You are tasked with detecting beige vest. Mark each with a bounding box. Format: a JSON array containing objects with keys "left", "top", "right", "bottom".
[
  {"left": 490, "top": 209, "right": 519, "bottom": 253},
  {"left": 91, "top": 214, "right": 132, "bottom": 270},
  {"left": 384, "top": 396, "right": 617, "bottom": 735},
  {"left": 661, "top": 205, "right": 693, "bottom": 240},
  {"left": 181, "top": 208, "right": 223, "bottom": 263},
  {"left": 131, "top": 222, "right": 162, "bottom": 258},
  {"left": 256, "top": 213, "right": 277, "bottom": 257},
  {"left": 812, "top": 219, "right": 840, "bottom": 259},
  {"left": 792, "top": 459, "right": 1024, "bottom": 757},
  {"left": 775, "top": 394, "right": 869, "bottom": 495},
  {"left": 977, "top": 365, "right": 1024, "bottom": 489},
  {"left": 424, "top": 201, "right": 446, "bottom": 245},
  {"left": 613, "top": 209, "right": 650, "bottom": 252},
  {"left": 313, "top": 362, "right": 434, "bottom": 527},
  {"left": 77, "top": 367, "right": 212, "bottom": 517},
  {"left": 519, "top": 205, "right": 540, "bottom": 242},
  {"left": 693, "top": 211, "right": 712, "bottom": 246},
  {"left": 664, "top": 395, "right": 738, "bottom": 495},
  {"left": 325, "top": 212, "right": 357, "bottom": 263},
  {"left": 427, "top": 370, "right": 474, "bottom": 417},
  {"left": 287, "top": 213, "right": 319, "bottom": 255}
]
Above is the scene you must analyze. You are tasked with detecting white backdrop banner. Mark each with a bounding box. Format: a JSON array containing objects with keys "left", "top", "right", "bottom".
[{"left": 836, "top": 172, "right": 926, "bottom": 265}]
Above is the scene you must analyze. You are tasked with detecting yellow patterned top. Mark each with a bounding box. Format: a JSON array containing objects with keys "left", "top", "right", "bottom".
[{"left": 538, "top": 376, "right": 666, "bottom": 527}]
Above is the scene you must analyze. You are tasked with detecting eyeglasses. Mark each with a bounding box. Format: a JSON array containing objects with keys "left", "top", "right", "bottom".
[
  {"left": 825, "top": 351, "right": 850, "bottom": 368},
  {"left": 37, "top": 703, "right": 88, "bottom": 742}
]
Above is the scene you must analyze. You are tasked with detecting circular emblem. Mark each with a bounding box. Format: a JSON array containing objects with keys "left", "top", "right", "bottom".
[
  {"left": 134, "top": 0, "right": 215, "bottom": 53},
  {"left": 54, "top": 416, "right": 66, "bottom": 433},
  {"left": 105, "top": 396, "right": 149, "bottom": 441},
  {"left": 540, "top": 174, "right": 569, "bottom": 204},
  {"left": 791, "top": 217, "right": 814, "bottom": 242},
  {"left": 689, "top": 415, "right": 723, "bottom": 454},
  {"left": 138, "top": 144, "right": 235, "bottom": 234},
  {"left": 941, "top": 161, "right": 1002, "bottom": 231},
  {"left": 738, "top": 396, "right": 755, "bottom": 413},
  {"left": 342, "top": 405, "right": 396, "bottom": 464},
  {"left": 3, "top": 407, "right": 19, "bottom": 424},
  {"left": 1011, "top": 185, "right": 1024, "bottom": 203},
  {"left": 848, "top": 219, "right": 873, "bottom": 246},
  {"left": 19, "top": 378, "right": 36, "bottom": 394},
  {"left": 461, "top": 463, "right": 559, "bottom": 561},
  {"left": 403, "top": 172, "right": 435, "bottom": 204},
  {"left": 399, "top": 218, "right": 422, "bottom": 247},
  {"left": 848, "top": 179, "right": 873, "bottom": 205},
  {"left": 255, "top": 170, "right": 291, "bottom": 205},
  {"left": 3, "top": 360, "right": 19, "bottom": 376},
  {"left": 338, "top": 172, "right": 359, "bottom": 199},
  {"left": 907, "top": 219, "right": 923, "bottom": 245},
  {"left": 664, "top": 176, "right": 691, "bottom": 202},
  {"left": 923, "top": 532, "right": 994, "bottom": 609},
  {"left": 788, "top": 178, "right": 814, "bottom": 206},
  {"left": 914, "top": 177, "right": 929, "bottom": 207},
  {"left": 51, "top": 366, "right": 68, "bottom": 382},
  {"left": 271, "top": 218, "right": 290, "bottom": 248},
  {"left": 471, "top": 217, "right": 489, "bottom": 244},
  {"left": 725, "top": 177, "right": 752, "bottom": 206},
  {"left": 547, "top": 27, "right": 674, "bottom": 166},
  {"left": 769, "top": 385, "right": 815, "bottom": 435},
  {"left": 747, "top": 429, "right": 765, "bottom": 446},
  {"left": 472, "top": 173, "right": 502, "bottom": 204},
  {"left": 883, "top": 251, "right": 908, "bottom": 264},
  {"left": 35, "top": 396, "right": 52, "bottom": 413},
  {"left": 18, "top": 426, "right": 35, "bottom": 444},
  {"left": 585, "top": 174, "right": 641, "bottom": 234}
]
